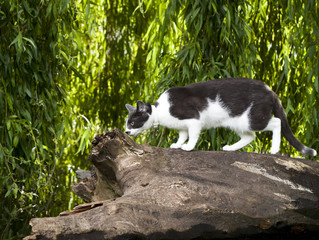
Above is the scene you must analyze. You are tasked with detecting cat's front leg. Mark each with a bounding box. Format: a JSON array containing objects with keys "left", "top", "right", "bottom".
[
  {"left": 170, "top": 130, "right": 188, "bottom": 149},
  {"left": 181, "top": 126, "right": 201, "bottom": 151}
]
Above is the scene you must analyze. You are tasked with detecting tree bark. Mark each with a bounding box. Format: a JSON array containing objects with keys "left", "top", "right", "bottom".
[{"left": 25, "top": 129, "right": 319, "bottom": 239}]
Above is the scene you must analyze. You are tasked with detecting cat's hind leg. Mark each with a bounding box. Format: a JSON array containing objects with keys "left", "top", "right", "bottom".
[
  {"left": 170, "top": 130, "right": 188, "bottom": 149},
  {"left": 223, "top": 131, "right": 255, "bottom": 151},
  {"left": 262, "top": 117, "right": 281, "bottom": 154}
]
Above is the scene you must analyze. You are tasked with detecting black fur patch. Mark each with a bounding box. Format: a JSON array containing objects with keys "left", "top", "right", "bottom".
[
  {"left": 127, "top": 111, "right": 150, "bottom": 129},
  {"left": 168, "top": 87, "right": 209, "bottom": 119},
  {"left": 167, "top": 78, "right": 276, "bottom": 130}
]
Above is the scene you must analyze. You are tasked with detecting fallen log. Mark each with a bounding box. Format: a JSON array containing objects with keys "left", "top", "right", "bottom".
[{"left": 25, "top": 129, "right": 319, "bottom": 239}]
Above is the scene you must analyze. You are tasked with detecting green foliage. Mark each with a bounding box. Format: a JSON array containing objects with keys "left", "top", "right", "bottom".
[
  {"left": 0, "top": 0, "right": 318, "bottom": 238},
  {"left": 145, "top": 0, "right": 254, "bottom": 88},
  {"left": 0, "top": 0, "right": 89, "bottom": 238}
]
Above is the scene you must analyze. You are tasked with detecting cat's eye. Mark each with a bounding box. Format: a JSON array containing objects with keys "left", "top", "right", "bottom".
[{"left": 130, "top": 122, "right": 134, "bottom": 126}]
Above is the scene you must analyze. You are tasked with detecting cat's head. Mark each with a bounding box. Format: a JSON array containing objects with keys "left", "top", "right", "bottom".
[{"left": 125, "top": 101, "right": 153, "bottom": 136}]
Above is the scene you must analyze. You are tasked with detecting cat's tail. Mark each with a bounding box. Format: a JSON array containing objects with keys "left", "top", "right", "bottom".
[{"left": 272, "top": 95, "right": 317, "bottom": 156}]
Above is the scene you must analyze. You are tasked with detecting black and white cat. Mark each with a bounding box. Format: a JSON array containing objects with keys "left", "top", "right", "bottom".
[{"left": 125, "top": 78, "right": 317, "bottom": 156}]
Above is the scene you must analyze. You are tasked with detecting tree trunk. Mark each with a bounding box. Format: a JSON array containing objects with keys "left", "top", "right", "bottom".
[{"left": 25, "top": 129, "right": 319, "bottom": 239}]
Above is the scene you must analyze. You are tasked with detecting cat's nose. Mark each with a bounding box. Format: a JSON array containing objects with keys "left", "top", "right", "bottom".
[{"left": 125, "top": 131, "right": 130, "bottom": 135}]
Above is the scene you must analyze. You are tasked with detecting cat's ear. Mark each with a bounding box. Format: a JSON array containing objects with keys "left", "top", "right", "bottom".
[
  {"left": 125, "top": 104, "right": 136, "bottom": 113},
  {"left": 136, "top": 101, "right": 152, "bottom": 114}
]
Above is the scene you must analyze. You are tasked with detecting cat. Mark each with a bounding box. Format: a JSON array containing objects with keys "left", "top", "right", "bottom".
[{"left": 125, "top": 78, "right": 317, "bottom": 156}]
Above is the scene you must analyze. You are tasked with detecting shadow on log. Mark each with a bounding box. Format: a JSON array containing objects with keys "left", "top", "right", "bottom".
[{"left": 25, "top": 129, "right": 319, "bottom": 239}]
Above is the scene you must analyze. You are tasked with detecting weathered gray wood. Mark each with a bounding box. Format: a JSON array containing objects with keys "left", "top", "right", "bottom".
[{"left": 25, "top": 129, "right": 319, "bottom": 239}]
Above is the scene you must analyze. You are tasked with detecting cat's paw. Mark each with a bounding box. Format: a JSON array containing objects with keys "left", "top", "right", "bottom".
[
  {"left": 181, "top": 144, "right": 194, "bottom": 151},
  {"left": 222, "top": 145, "right": 233, "bottom": 151},
  {"left": 270, "top": 147, "right": 279, "bottom": 154},
  {"left": 170, "top": 143, "right": 181, "bottom": 149}
]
